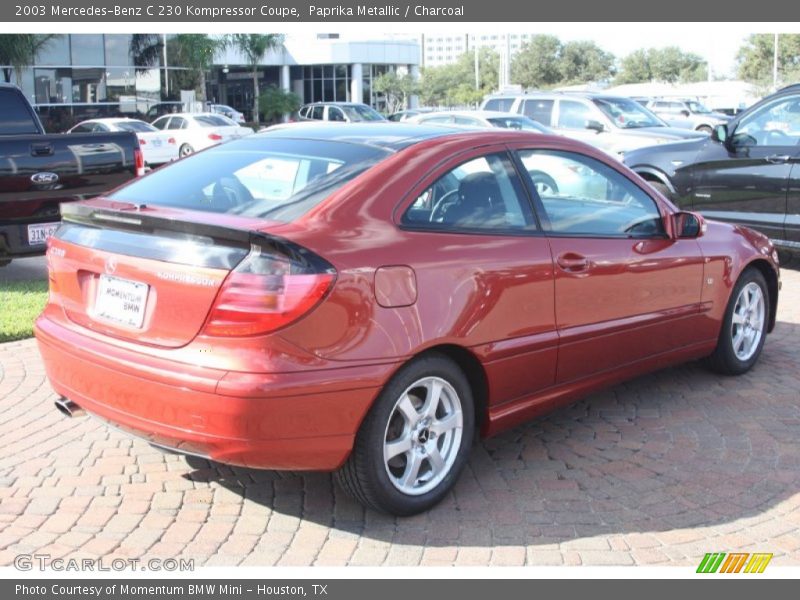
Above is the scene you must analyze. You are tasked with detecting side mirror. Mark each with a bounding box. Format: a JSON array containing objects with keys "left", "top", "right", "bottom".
[
  {"left": 681, "top": 110, "right": 690, "bottom": 117},
  {"left": 673, "top": 211, "right": 706, "bottom": 239},
  {"left": 711, "top": 123, "right": 728, "bottom": 143},
  {"left": 585, "top": 119, "right": 605, "bottom": 133}
]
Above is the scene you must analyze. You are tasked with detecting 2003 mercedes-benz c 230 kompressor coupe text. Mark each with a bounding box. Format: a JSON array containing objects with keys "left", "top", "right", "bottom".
[{"left": 36, "top": 123, "right": 780, "bottom": 515}]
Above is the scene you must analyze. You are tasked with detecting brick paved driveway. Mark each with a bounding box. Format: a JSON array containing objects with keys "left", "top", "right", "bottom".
[{"left": 1, "top": 270, "right": 799, "bottom": 568}]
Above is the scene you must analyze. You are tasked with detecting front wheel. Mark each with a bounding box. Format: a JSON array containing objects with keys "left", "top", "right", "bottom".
[
  {"left": 335, "top": 354, "right": 475, "bottom": 515},
  {"left": 706, "top": 268, "right": 769, "bottom": 375}
]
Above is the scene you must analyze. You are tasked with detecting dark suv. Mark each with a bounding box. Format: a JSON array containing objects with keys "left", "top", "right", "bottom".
[{"left": 624, "top": 84, "right": 800, "bottom": 252}]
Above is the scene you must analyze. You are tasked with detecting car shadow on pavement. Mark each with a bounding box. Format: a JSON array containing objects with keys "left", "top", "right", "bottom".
[{"left": 178, "top": 316, "right": 800, "bottom": 547}]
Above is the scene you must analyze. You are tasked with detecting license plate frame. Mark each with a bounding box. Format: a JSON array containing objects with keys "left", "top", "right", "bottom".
[
  {"left": 27, "top": 222, "right": 60, "bottom": 246},
  {"left": 94, "top": 274, "right": 150, "bottom": 329}
]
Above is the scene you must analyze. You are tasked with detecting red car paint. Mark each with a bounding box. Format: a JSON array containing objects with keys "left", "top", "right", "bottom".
[{"left": 35, "top": 127, "right": 780, "bottom": 470}]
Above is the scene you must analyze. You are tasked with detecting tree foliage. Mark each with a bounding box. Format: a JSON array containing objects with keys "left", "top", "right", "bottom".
[
  {"left": 169, "top": 34, "right": 227, "bottom": 101},
  {"left": 419, "top": 47, "right": 499, "bottom": 107},
  {"left": 737, "top": 34, "right": 800, "bottom": 88},
  {"left": 258, "top": 85, "right": 301, "bottom": 124},
  {"left": 227, "top": 34, "right": 284, "bottom": 125},
  {"left": 372, "top": 71, "right": 418, "bottom": 114},
  {"left": 509, "top": 36, "right": 615, "bottom": 89},
  {"left": 0, "top": 34, "right": 58, "bottom": 85},
  {"left": 510, "top": 35, "right": 563, "bottom": 89},
  {"left": 615, "top": 47, "right": 707, "bottom": 84}
]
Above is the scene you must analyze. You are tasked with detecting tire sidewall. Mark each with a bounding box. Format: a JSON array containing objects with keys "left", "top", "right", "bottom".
[{"left": 358, "top": 355, "right": 475, "bottom": 516}]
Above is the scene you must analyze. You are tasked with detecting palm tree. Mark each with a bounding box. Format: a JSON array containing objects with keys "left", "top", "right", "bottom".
[
  {"left": 172, "top": 34, "right": 227, "bottom": 102},
  {"left": 0, "top": 34, "right": 58, "bottom": 86},
  {"left": 130, "top": 34, "right": 162, "bottom": 71},
  {"left": 227, "top": 34, "right": 284, "bottom": 125}
]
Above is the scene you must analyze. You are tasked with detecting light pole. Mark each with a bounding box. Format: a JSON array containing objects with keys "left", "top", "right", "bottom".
[{"left": 773, "top": 33, "right": 779, "bottom": 91}]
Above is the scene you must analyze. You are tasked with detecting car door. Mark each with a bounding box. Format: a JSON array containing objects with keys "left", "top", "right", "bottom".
[
  {"left": 512, "top": 145, "right": 706, "bottom": 384},
  {"left": 399, "top": 148, "right": 557, "bottom": 404},
  {"left": 689, "top": 93, "right": 800, "bottom": 242}
]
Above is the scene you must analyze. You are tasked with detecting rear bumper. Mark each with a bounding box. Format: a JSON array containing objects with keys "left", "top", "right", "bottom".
[{"left": 35, "top": 315, "right": 388, "bottom": 470}]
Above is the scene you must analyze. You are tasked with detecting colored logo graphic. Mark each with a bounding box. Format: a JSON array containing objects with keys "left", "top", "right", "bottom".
[{"left": 696, "top": 552, "right": 773, "bottom": 573}]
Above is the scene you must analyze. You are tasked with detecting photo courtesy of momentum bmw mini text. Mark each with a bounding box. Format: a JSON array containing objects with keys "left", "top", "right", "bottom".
[{"left": 0, "top": 0, "right": 799, "bottom": 596}]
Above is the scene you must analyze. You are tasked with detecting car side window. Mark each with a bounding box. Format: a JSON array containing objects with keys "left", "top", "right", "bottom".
[
  {"left": 453, "top": 116, "right": 480, "bottom": 126},
  {"left": 152, "top": 117, "right": 168, "bottom": 130},
  {"left": 402, "top": 153, "right": 537, "bottom": 232},
  {"left": 518, "top": 149, "right": 665, "bottom": 238},
  {"left": 556, "top": 100, "right": 594, "bottom": 130},
  {"left": 311, "top": 106, "right": 324, "bottom": 120},
  {"left": 734, "top": 95, "right": 800, "bottom": 147},
  {"left": 328, "top": 107, "right": 345, "bottom": 122},
  {"left": 70, "top": 123, "right": 93, "bottom": 133},
  {"left": 522, "top": 99, "right": 553, "bottom": 124}
]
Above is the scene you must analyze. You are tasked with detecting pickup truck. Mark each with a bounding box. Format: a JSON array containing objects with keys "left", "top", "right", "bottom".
[{"left": 1, "top": 83, "right": 143, "bottom": 267}]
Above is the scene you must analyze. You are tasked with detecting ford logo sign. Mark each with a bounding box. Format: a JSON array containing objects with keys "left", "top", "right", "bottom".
[{"left": 31, "top": 172, "right": 59, "bottom": 185}]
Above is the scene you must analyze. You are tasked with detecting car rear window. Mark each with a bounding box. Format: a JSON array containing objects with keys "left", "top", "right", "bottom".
[
  {"left": 0, "top": 88, "right": 40, "bottom": 135},
  {"left": 483, "top": 98, "right": 514, "bottom": 112},
  {"left": 116, "top": 121, "right": 157, "bottom": 133},
  {"left": 194, "top": 115, "right": 232, "bottom": 127},
  {"left": 108, "top": 137, "right": 391, "bottom": 222}
]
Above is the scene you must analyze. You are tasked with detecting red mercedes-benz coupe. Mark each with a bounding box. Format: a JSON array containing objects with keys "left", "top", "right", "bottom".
[{"left": 36, "top": 123, "right": 780, "bottom": 515}]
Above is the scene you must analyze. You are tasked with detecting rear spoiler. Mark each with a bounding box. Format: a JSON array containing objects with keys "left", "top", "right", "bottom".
[{"left": 58, "top": 202, "right": 332, "bottom": 273}]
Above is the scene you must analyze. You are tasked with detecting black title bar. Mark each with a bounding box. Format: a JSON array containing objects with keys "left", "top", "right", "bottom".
[{"left": 3, "top": 0, "right": 800, "bottom": 22}]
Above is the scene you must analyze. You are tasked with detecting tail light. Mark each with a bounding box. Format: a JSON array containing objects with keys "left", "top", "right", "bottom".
[
  {"left": 138, "top": 136, "right": 147, "bottom": 145},
  {"left": 208, "top": 133, "right": 223, "bottom": 141},
  {"left": 203, "top": 243, "right": 335, "bottom": 337},
  {"left": 134, "top": 148, "right": 145, "bottom": 177},
  {"left": 168, "top": 137, "right": 176, "bottom": 145}
]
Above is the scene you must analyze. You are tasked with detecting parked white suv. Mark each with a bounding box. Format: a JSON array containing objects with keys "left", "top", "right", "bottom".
[{"left": 481, "top": 92, "right": 706, "bottom": 156}]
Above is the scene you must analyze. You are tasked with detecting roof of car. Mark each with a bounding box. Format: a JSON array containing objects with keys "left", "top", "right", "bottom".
[
  {"left": 486, "top": 91, "right": 631, "bottom": 101},
  {"left": 303, "top": 102, "right": 372, "bottom": 107},
  {"left": 420, "top": 110, "right": 529, "bottom": 119},
  {"left": 257, "top": 122, "right": 483, "bottom": 151}
]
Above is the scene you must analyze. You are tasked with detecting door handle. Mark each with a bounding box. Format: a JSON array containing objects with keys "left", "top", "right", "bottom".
[
  {"left": 765, "top": 154, "right": 792, "bottom": 164},
  {"left": 556, "top": 253, "right": 590, "bottom": 272}
]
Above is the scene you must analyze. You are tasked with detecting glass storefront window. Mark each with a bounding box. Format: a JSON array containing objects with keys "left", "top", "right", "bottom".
[
  {"left": 71, "top": 35, "right": 105, "bottom": 66},
  {"left": 105, "top": 34, "right": 133, "bottom": 66},
  {"left": 71, "top": 68, "right": 105, "bottom": 103},
  {"left": 105, "top": 68, "right": 135, "bottom": 102},
  {"left": 34, "top": 69, "right": 72, "bottom": 104},
  {"left": 36, "top": 35, "right": 70, "bottom": 66}
]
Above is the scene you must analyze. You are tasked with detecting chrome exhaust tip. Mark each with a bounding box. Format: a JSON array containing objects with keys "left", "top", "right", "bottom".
[{"left": 54, "top": 397, "right": 86, "bottom": 418}]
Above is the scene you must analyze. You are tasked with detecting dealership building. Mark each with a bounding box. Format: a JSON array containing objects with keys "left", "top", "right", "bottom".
[{"left": 4, "top": 33, "right": 420, "bottom": 128}]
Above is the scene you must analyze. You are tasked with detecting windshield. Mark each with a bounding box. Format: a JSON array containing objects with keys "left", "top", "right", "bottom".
[
  {"left": 116, "top": 121, "right": 157, "bottom": 133},
  {"left": 488, "top": 116, "right": 549, "bottom": 133},
  {"left": 686, "top": 101, "right": 712, "bottom": 114},
  {"left": 342, "top": 105, "right": 385, "bottom": 122},
  {"left": 594, "top": 97, "right": 665, "bottom": 129},
  {"left": 108, "top": 137, "right": 390, "bottom": 222}
]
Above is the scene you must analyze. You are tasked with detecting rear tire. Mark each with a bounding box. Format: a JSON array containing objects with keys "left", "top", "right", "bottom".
[
  {"left": 647, "top": 180, "right": 673, "bottom": 201},
  {"left": 706, "top": 268, "right": 769, "bottom": 375},
  {"left": 179, "top": 144, "right": 194, "bottom": 157},
  {"left": 335, "top": 353, "right": 474, "bottom": 516}
]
